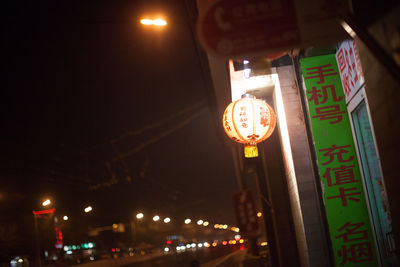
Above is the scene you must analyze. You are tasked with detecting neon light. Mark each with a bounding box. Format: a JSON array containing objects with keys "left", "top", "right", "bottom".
[{"left": 32, "top": 208, "right": 56, "bottom": 215}]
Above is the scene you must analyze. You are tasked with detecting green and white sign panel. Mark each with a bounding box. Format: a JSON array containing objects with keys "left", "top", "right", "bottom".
[{"left": 300, "top": 54, "right": 378, "bottom": 266}]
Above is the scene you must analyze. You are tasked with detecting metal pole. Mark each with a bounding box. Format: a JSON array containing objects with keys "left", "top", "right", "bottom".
[
  {"left": 256, "top": 154, "right": 280, "bottom": 267},
  {"left": 33, "top": 215, "right": 42, "bottom": 267},
  {"left": 232, "top": 145, "right": 245, "bottom": 191}
]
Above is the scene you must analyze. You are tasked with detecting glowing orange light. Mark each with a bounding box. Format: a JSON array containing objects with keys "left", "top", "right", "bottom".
[
  {"left": 239, "top": 239, "right": 244, "bottom": 244},
  {"left": 222, "top": 94, "right": 276, "bottom": 158},
  {"left": 140, "top": 18, "right": 167, "bottom": 26},
  {"left": 212, "top": 242, "right": 217, "bottom": 247},
  {"left": 222, "top": 241, "right": 228, "bottom": 245},
  {"left": 257, "top": 212, "right": 262, "bottom": 217}
]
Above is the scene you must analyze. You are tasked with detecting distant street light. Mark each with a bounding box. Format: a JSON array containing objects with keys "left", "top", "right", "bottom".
[
  {"left": 42, "top": 199, "right": 51, "bottom": 207},
  {"left": 184, "top": 218, "right": 191, "bottom": 224},
  {"left": 140, "top": 18, "right": 167, "bottom": 26},
  {"left": 203, "top": 221, "right": 209, "bottom": 226},
  {"left": 136, "top": 213, "right": 144, "bottom": 219},
  {"left": 153, "top": 215, "right": 160, "bottom": 222},
  {"left": 84, "top": 206, "right": 92, "bottom": 213},
  {"left": 63, "top": 216, "right": 69, "bottom": 221},
  {"left": 197, "top": 219, "right": 204, "bottom": 225},
  {"left": 164, "top": 217, "right": 171, "bottom": 223}
]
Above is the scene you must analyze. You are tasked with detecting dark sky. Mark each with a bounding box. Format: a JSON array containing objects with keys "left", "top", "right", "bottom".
[{"left": 2, "top": 0, "right": 238, "bottom": 226}]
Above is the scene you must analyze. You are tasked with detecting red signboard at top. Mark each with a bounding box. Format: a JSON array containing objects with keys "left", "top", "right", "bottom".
[{"left": 197, "top": 0, "right": 300, "bottom": 58}]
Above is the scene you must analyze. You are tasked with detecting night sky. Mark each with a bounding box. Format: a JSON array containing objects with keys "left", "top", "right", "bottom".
[{"left": 2, "top": 0, "right": 238, "bottom": 227}]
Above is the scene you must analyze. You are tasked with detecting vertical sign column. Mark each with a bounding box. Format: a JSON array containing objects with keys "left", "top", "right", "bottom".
[
  {"left": 300, "top": 54, "right": 378, "bottom": 267},
  {"left": 336, "top": 39, "right": 365, "bottom": 103},
  {"left": 233, "top": 189, "right": 259, "bottom": 237}
]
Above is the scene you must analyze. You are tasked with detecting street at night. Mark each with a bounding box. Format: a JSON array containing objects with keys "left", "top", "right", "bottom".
[{"left": 2, "top": 0, "right": 400, "bottom": 267}]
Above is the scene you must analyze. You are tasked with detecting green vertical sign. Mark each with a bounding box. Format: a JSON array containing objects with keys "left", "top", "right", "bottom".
[{"left": 300, "top": 54, "right": 378, "bottom": 266}]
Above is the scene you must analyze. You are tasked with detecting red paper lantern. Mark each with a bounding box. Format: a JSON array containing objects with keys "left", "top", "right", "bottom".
[{"left": 222, "top": 94, "right": 276, "bottom": 157}]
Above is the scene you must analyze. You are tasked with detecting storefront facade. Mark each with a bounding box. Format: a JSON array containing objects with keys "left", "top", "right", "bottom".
[{"left": 195, "top": 0, "right": 400, "bottom": 266}]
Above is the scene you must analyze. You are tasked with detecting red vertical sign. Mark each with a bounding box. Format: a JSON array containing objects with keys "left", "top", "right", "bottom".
[{"left": 233, "top": 190, "right": 259, "bottom": 236}]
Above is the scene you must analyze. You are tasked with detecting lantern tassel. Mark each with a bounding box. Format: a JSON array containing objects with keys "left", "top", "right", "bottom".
[{"left": 244, "top": 143, "right": 258, "bottom": 158}]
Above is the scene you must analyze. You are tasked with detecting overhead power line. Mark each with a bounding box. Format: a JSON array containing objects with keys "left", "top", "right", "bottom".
[
  {"left": 110, "top": 100, "right": 206, "bottom": 144},
  {"left": 111, "top": 105, "right": 208, "bottom": 162}
]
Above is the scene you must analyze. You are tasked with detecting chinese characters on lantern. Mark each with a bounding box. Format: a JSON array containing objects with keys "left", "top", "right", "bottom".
[
  {"left": 222, "top": 97, "right": 276, "bottom": 145},
  {"left": 300, "top": 54, "right": 377, "bottom": 266},
  {"left": 239, "top": 106, "right": 248, "bottom": 128}
]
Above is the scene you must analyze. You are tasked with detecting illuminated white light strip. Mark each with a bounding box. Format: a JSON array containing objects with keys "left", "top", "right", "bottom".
[
  {"left": 340, "top": 21, "right": 357, "bottom": 38},
  {"left": 272, "top": 72, "right": 303, "bottom": 225}
]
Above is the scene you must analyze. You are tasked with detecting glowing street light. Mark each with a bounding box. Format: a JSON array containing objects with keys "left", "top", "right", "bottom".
[
  {"left": 136, "top": 213, "right": 144, "bottom": 219},
  {"left": 140, "top": 18, "right": 167, "bottom": 26},
  {"left": 164, "top": 217, "right": 171, "bottom": 223},
  {"left": 84, "top": 206, "right": 92, "bottom": 213},
  {"left": 153, "top": 215, "right": 160, "bottom": 222},
  {"left": 184, "top": 218, "right": 191, "bottom": 224},
  {"left": 197, "top": 219, "right": 204, "bottom": 225},
  {"left": 203, "top": 221, "right": 209, "bottom": 226},
  {"left": 63, "top": 216, "right": 69, "bottom": 221},
  {"left": 42, "top": 199, "right": 51, "bottom": 207}
]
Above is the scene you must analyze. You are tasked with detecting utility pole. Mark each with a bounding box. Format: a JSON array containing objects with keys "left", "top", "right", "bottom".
[{"left": 33, "top": 214, "right": 42, "bottom": 267}]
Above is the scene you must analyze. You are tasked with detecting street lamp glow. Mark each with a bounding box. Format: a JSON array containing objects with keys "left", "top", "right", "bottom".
[
  {"left": 153, "top": 215, "right": 160, "bottom": 221},
  {"left": 42, "top": 199, "right": 51, "bottom": 207},
  {"left": 63, "top": 216, "right": 68, "bottom": 221},
  {"left": 153, "top": 19, "right": 167, "bottom": 26},
  {"left": 184, "top": 218, "right": 191, "bottom": 224},
  {"left": 136, "top": 213, "right": 144, "bottom": 219},
  {"left": 223, "top": 224, "right": 228, "bottom": 229},
  {"left": 197, "top": 219, "right": 204, "bottom": 225},
  {"left": 203, "top": 221, "right": 209, "bottom": 226},
  {"left": 140, "top": 19, "right": 153, "bottom": 25},
  {"left": 84, "top": 206, "right": 92, "bottom": 213},
  {"left": 140, "top": 18, "right": 167, "bottom": 26},
  {"left": 164, "top": 217, "right": 171, "bottom": 223}
]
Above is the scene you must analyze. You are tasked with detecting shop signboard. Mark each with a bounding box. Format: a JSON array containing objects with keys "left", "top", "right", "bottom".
[
  {"left": 300, "top": 54, "right": 378, "bottom": 267},
  {"left": 233, "top": 189, "right": 259, "bottom": 237},
  {"left": 197, "top": 0, "right": 348, "bottom": 58},
  {"left": 336, "top": 39, "right": 365, "bottom": 103}
]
